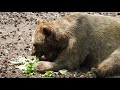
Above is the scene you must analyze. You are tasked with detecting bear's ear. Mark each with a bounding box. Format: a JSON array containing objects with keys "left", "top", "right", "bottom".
[
  {"left": 42, "top": 26, "right": 51, "bottom": 37},
  {"left": 36, "top": 19, "right": 47, "bottom": 25}
]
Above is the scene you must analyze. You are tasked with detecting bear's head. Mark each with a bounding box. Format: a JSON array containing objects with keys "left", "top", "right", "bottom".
[{"left": 31, "top": 19, "right": 69, "bottom": 61}]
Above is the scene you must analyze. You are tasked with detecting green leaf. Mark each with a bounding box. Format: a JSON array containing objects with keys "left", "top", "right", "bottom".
[
  {"left": 59, "top": 69, "right": 68, "bottom": 75},
  {"left": 24, "top": 61, "right": 36, "bottom": 74},
  {"left": 13, "top": 56, "right": 40, "bottom": 75},
  {"left": 86, "top": 70, "right": 94, "bottom": 75},
  {"left": 43, "top": 71, "right": 55, "bottom": 77}
]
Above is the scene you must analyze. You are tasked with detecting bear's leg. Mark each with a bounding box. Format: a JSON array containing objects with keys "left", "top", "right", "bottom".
[
  {"left": 93, "top": 48, "right": 120, "bottom": 77},
  {"left": 34, "top": 61, "right": 65, "bottom": 72}
]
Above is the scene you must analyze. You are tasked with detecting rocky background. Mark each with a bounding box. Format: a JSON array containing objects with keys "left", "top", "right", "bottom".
[{"left": 0, "top": 12, "right": 120, "bottom": 78}]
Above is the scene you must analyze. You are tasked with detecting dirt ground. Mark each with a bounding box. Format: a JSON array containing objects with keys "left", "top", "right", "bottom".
[{"left": 0, "top": 12, "right": 120, "bottom": 78}]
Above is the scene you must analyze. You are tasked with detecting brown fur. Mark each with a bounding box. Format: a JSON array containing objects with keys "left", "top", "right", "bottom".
[{"left": 32, "top": 12, "right": 120, "bottom": 77}]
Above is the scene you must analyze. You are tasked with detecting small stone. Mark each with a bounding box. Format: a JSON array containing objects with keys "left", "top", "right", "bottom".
[{"left": 80, "top": 75, "right": 85, "bottom": 78}]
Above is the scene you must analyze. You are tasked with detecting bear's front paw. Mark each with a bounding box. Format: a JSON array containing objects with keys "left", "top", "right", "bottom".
[{"left": 34, "top": 61, "right": 54, "bottom": 72}]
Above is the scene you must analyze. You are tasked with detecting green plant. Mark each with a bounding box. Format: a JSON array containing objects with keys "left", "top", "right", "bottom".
[
  {"left": 12, "top": 56, "right": 39, "bottom": 75},
  {"left": 59, "top": 69, "right": 68, "bottom": 75},
  {"left": 42, "top": 71, "right": 55, "bottom": 77},
  {"left": 24, "top": 56, "right": 39, "bottom": 75},
  {"left": 86, "top": 70, "right": 94, "bottom": 75},
  {"left": 42, "top": 69, "right": 68, "bottom": 77},
  {"left": 24, "top": 62, "right": 36, "bottom": 75}
]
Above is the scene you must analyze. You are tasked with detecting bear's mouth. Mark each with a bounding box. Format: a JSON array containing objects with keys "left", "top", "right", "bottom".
[
  {"left": 31, "top": 50, "right": 43, "bottom": 57},
  {"left": 31, "top": 46, "right": 62, "bottom": 62},
  {"left": 42, "top": 52, "right": 58, "bottom": 62},
  {"left": 31, "top": 51, "right": 58, "bottom": 62}
]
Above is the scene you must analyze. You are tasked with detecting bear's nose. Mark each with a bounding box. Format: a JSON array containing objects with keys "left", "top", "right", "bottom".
[{"left": 31, "top": 50, "right": 43, "bottom": 57}]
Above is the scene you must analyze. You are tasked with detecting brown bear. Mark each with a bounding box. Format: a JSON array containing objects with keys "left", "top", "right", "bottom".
[{"left": 31, "top": 12, "right": 120, "bottom": 77}]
